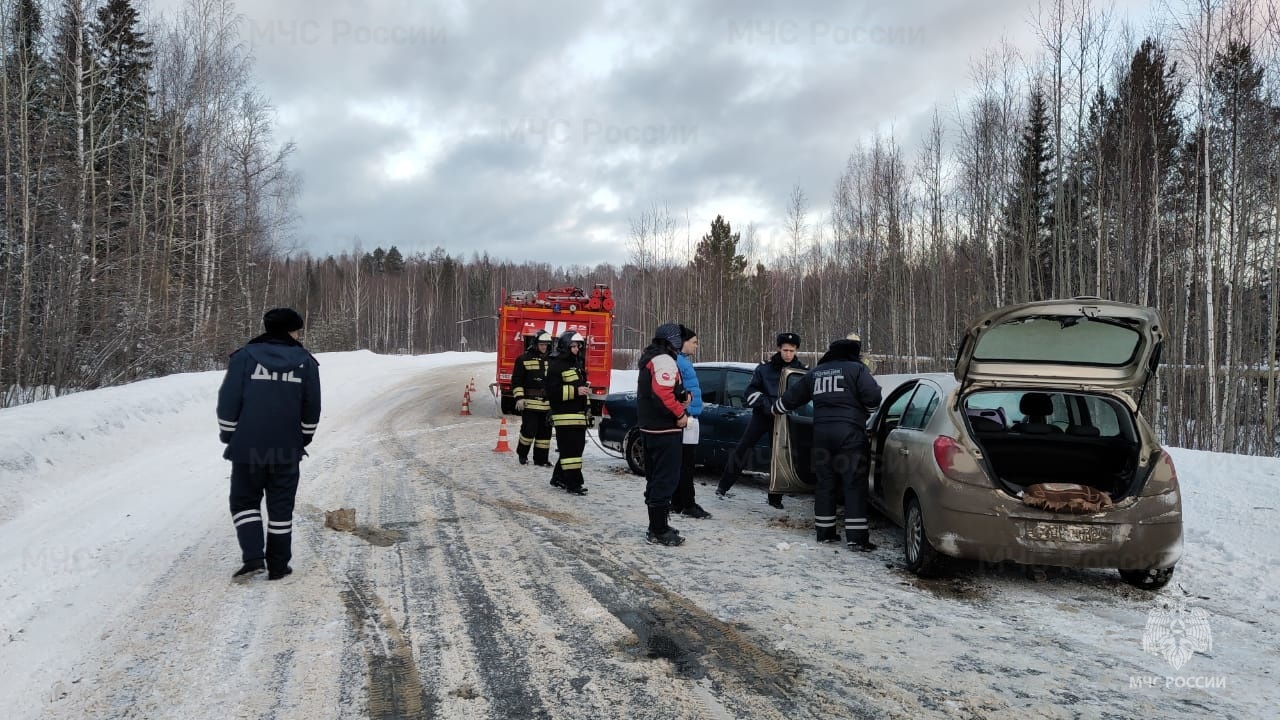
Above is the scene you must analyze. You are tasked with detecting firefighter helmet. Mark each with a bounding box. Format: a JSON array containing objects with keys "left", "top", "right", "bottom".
[{"left": 556, "top": 331, "right": 585, "bottom": 354}]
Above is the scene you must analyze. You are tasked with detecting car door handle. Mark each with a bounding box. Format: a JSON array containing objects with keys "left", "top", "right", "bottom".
[{"left": 897, "top": 447, "right": 910, "bottom": 456}]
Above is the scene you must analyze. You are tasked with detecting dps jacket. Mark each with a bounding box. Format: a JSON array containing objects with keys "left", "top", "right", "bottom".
[{"left": 217, "top": 335, "right": 321, "bottom": 464}]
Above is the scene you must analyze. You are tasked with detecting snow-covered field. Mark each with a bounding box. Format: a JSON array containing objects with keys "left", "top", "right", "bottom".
[{"left": 1, "top": 351, "right": 1276, "bottom": 719}]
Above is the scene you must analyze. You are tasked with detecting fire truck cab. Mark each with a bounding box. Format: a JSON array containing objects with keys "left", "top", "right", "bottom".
[{"left": 496, "top": 284, "right": 615, "bottom": 416}]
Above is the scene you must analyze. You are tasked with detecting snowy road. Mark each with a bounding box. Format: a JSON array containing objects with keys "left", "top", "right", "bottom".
[{"left": 2, "top": 354, "right": 1275, "bottom": 719}]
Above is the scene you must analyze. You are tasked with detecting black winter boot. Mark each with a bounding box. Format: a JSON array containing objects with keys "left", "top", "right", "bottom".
[{"left": 646, "top": 506, "right": 684, "bottom": 546}]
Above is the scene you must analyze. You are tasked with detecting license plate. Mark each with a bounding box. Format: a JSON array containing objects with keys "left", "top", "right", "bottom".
[{"left": 1024, "top": 522, "right": 1111, "bottom": 543}]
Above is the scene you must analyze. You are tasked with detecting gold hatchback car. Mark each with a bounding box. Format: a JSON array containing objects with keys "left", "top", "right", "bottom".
[{"left": 771, "top": 298, "right": 1183, "bottom": 589}]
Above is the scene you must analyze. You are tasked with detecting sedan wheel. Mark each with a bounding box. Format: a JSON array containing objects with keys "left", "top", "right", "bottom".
[
  {"left": 904, "top": 496, "right": 943, "bottom": 577},
  {"left": 624, "top": 429, "right": 646, "bottom": 476},
  {"left": 1119, "top": 565, "right": 1175, "bottom": 590}
]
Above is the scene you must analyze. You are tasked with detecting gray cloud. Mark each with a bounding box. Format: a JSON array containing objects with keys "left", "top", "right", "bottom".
[{"left": 148, "top": 0, "right": 1158, "bottom": 265}]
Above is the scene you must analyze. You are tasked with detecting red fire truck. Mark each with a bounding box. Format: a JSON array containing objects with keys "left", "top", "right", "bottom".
[{"left": 495, "top": 284, "right": 615, "bottom": 415}]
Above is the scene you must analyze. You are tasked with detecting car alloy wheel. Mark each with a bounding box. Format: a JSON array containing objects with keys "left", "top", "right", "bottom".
[
  {"left": 623, "top": 429, "right": 646, "bottom": 476},
  {"left": 904, "top": 496, "right": 943, "bottom": 577}
]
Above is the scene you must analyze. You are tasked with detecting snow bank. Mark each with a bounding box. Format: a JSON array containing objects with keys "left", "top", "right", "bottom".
[{"left": 0, "top": 350, "right": 494, "bottom": 522}]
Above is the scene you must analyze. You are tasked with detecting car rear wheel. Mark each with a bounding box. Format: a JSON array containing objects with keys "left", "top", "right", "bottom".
[
  {"left": 904, "top": 496, "right": 943, "bottom": 577},
  {"left": 624, "top": 429, "right": 646, "bottom": 476},
  {"left": 1119, "top": 565, "right": 1175, "bottom": 590}
]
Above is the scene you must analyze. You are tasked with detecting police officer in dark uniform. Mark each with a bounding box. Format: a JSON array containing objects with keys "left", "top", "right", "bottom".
[
  {"left": 511, "top": 330, "right": 554, "bottom": 466},
  {"left": 716, "top": 331, "right": 807, "bottom": 508},
  {"left": 217, "top": 308, "right": 322, "bottom": 580},
  {"left": 546, "top": 330, "right": 590, "bottom": 495},
  {"left": 774, "top": 332, "right": 881, "bottom": 551}
]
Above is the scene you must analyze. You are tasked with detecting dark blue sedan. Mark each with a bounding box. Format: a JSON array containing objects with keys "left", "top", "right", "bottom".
[{"left": 598, "top": 362, "right": 772, "bottom": 475}]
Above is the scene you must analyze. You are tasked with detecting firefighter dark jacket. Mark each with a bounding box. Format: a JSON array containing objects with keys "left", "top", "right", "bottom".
[
  {"left": 217, "top": 334, "right": 321, "bottom": 464},
  {"left": 547, "top": 351, "right": 588, "bottom": 415},
  {"left": 511, "top": 348, "right": 550, "bottom": 412}
]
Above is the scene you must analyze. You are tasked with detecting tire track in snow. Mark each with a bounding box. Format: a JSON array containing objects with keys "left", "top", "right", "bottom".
[{"left": 368, "top": 367, "right": 860, "bottom": 719}]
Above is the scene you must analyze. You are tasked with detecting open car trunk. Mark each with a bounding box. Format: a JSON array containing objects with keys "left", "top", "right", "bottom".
[{"left": 963, "top": 389, "right": 1144, "bottom": 501}]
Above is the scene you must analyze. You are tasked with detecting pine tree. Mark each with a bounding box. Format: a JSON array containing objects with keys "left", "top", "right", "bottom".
[
  {"left": 1098, "top": 38, "right": 1183, "bottom": 304},
  {"left": 1001, "top": 84, "right": 1054, "bottom": 301},
  {"left": 691, "top": 215, "right": 747, "bottom": 279},
  {"left": 92, "top": 0, "right": 151, "bottom": 126},
  {"left": 691, "top": 215, "right": 747, "bottom": 358},
  {"left": 384, "top": 245, "right": 405, "bottom": 273}
]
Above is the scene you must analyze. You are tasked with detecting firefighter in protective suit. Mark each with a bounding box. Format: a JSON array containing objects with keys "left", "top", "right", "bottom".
[
  {"left": 511, "top": 330, "right": 553, "bottom": 466},
  {"left": 546, "top": 330, "right": 590, "bottom": 495},
  {"left": 773, "top": 332, "right": 882, "bottom": 551}
]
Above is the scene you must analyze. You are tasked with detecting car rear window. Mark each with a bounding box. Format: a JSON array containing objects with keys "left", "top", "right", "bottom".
[{"left": 973, "top": 316, "right": 1141, "bottom": 366}]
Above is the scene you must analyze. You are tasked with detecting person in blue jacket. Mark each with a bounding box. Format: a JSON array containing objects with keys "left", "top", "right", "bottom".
[
  {"left": 716, "top": 331, "right": 806, "bottom": 508},
  {"left": 217, "top": 308, "right": 321, "bottom": 580},
  {"left": 672, "top": 325, "right": 711, "bottom": 519}
]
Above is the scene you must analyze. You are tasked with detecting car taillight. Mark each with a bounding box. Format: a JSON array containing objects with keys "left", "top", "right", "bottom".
[
  {"left": 933, "top": 435, "right": 963, "bottom": 477},
  {"left": 601, "top": 403, "right": 611, "bottom": 418},
  {"left": 931, "top": 434, "right": 991, "bottom": 486},
  {"left": 1162, "top": 451, "right": 1178, "bottom": 490}
]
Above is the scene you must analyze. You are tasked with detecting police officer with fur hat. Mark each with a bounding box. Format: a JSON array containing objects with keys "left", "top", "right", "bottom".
[
  {"left": 774, "top": 332, "right": 882, "bottom": 551},
  {"left": 546, "top": 330, "right": 591, "bottom": 494},
  {"left": 716, "top": 331, "right": 806, "bottom": 508},
  {"left": 511, "top": 330, "right": 553, "bottom": 466},
  {"left": 217, "top": 307, "right": 321, "bottom": 580}
]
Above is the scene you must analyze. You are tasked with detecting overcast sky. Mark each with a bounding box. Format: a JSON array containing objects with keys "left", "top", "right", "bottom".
[{"left": 150, "top": 0, "right": 1156, "bottom": 267}]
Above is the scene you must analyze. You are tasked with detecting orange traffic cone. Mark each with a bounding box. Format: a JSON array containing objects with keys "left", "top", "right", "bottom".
[
  {"left": 468, "top": 376, "right": 477, "bottom": 393},
  {"left": 493, "top": 417, "right": 513, "bottom": 452},
  {"left": 460, "top": 389, "right": 472, "bottom": 416}
]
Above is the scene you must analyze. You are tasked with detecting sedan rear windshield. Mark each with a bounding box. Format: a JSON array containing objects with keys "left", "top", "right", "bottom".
[{"left": 973, "top": 316, "right": 1141, "bottom": 366}]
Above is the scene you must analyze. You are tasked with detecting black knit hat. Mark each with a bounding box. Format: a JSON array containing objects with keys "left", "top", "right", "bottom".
[
  {"left": 654, "top": 322, "right": 683, "bottom": 349},
  {"left": 679, "top": 324, "right": 697, "bottom": 342},
  {"left": 776, "top": 332, "right": 801, "bottom": 348},
  {"left": 263, "top": 307, "right": 305, "bottom": 334}
]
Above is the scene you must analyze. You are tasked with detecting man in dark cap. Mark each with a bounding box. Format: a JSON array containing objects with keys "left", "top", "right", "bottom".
[
  {"left": 217, "top": 307, "right": 321, "bottom": 580},
  {"left": 716, "top": 331, "right": 806, "bottom": 508},
  {"left": 774, "top": 332, "right": 881, "bottom": 551},
  {"left": 636, "top": 322, "right": 691, "bottom": 546}
]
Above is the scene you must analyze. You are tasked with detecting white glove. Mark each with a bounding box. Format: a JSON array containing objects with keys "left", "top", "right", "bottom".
[{"left": 514, "top": 399, "right": 525, "bottom": 412}]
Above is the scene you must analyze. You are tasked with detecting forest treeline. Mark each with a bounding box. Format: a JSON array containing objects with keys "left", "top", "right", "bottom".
[{"left": 2, "top": 0, "right": 1279, "bottom": 456}]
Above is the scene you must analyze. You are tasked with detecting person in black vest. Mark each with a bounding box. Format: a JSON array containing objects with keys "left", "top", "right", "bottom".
[
  {"left": 217, "top": 308, "right": 322, "bottom": 580},
  {"left": 512, "top": 330, "right": 554, "bottom": 466},
  {"left": 774, "top": 332, "right": 882, "bottom": 551},
  {"left": 546, "top": 330, "right": 590, "bottom": 495},
  {"left": 716, "top": 331, "right": 806, "bottom": 508},
  {"left": 637, "top": 323, "right": 690, "bottom": 546}
]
